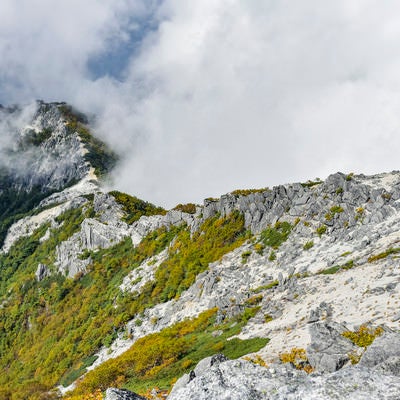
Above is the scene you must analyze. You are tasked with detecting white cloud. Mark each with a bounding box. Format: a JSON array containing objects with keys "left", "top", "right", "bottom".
[{"left": 2, "top": 1, "right": 400, "bottom": 207}]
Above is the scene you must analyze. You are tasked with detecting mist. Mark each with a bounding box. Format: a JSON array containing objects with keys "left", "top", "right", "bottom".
[{"left": 1, "top": 1, "right": 400, "bottom": 207}]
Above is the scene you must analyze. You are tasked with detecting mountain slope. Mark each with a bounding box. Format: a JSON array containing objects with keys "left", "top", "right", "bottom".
[
  {"left": 0, "top": 103, "right": 399, "bottom": 400},
  {"left": 0, "top": 101, "right": 117, "bottom": 247}
]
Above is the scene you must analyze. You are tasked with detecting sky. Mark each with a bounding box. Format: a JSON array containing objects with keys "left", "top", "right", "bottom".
[{"left": 1, "top": 1, "right": 400, "bottom": 208}]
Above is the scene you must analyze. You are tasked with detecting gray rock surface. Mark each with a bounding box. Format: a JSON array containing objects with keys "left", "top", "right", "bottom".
[
  {"left": 167, "top": 358, "right": 400, "bottom": 400},
  {"left": 35, "top": 263, "right": 50, "bottom": 281},
  {"left": 359, "top": 332, "right": 400, "bottom": 376},
  {"left": 307, "top": 319, "right": 357, "bottom": 372},
  {"left": 104, "top": 388, "right": 145, "bottom": 400}
]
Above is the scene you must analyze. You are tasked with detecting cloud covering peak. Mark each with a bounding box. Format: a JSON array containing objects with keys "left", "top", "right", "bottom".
[{"left": 1, "top": 1, "right": 400, "bottom": 207}]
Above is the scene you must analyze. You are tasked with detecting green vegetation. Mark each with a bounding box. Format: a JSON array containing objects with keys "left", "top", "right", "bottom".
[
  {"left": 254, "top": 243, "right": 265, "bottom": 255},
  {"left": 244, "top": 295, "right": 263, "bottom": 306},
  {"left": 251, "top": 280, "right": 279, "bottom": 294},
  {"left": 241, "top": 250, "right": 252, "bottom": 263},
  {"left": 230, "top": 188, "right": 269, "bottom": 197},
  {"left": 133, "top": 211, "right": 248, "bottom": 305},
  {"left": 0, "top": 205, "right": 249, "bottom": 399},
  {"left": 59, "top": 104, "right": 118, "bottom": 177},
  {"left": 279, "top": 348, "right": 313, "bottom": 373},
  {"left": 0, "top": 205, "right": 178, "bottom": 399},
  {"left": 172, "top": 203, "right": 197, "bottom": 214},
  {"left": 325, "top": 205, "right": 344, "bottom": 221},
  {"left": 20, "top": 127, "right": 53, "bottom": 147},
  {"left": 260, "top": 221, "right": 293, "bottom": 249},
  {"left": 264, "top": 314, "right": 273, "bottom": 323},
  {"left": 368, "top": 247, "right": 400, "bottom": 263},
  {"left": 268, "top": 250, "right": 276, "bottom": 261},
  {"left": 342, "top": 325, "right": 383, "bottom": 348},
  {"left": 301, "top": 179, "right": 322, "bottom": 188},
  {"left": 319, "top": 265, "right": 340, "bottom": 275},
  {"left": 316, "top": 224, "right": 327, "bottom": 237},
  {"left": 319, "top": 260, "right": 354, "bottom": 275},
  {"left": 345, "top": 173, "right": 354, "bottom": 181},
  {"left": 0, "top": 173, "right": 57, "bottom": 246},
  {"left": 330, "top": 205, "right": 344, "bottom": 214},
  {"left": 109, "top": 191, "right": 166, "bottom": 224},
  {"left": 336, "top": 187, "right": 344, "bottom": 195},
  {"left": 303, "top": 240, "right": 314, "bottom": 250},
  {"left": 68, "top": 309, "right": 269, "bottom": 397}
]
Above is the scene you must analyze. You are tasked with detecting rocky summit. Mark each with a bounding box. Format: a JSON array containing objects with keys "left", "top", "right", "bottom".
[{"left": 0, "top": 102, "right": 400, "bottom": 399}]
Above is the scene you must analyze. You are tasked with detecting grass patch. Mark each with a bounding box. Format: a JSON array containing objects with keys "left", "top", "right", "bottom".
[
  {"left": 172, "top": 203, "right": 197, "bottom": 214},
  {"left": 260, "top": 221, "right": 292, "bottom": 249},
  {"left": 251, "top": 280, "right": 279, "bottom": 293},
  {"left": 368, "top": 247, "right": 400, "bottom": 263},
  {"left": 319, "top": 260, "right": 354, "bottom": 275},
  {"left": 316, "top": 224, "right": 327, "bottom": 237},
  {"left": 301, "top": 179, "right": 322, "bottom": 188},
  {"left": 303, "top": 241, "right": 314, "bottom": 250},
  {"left": 230, "top": 188, "right": 269, "bottom": 197}
]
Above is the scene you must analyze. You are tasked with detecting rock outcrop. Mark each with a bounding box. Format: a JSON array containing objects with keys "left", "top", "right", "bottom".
[
  {"left": 168, "top": 341, "right": 400, "bottom": 400},
  {"left": 104, "top": 388, "right": 146, "bottom": 400}
]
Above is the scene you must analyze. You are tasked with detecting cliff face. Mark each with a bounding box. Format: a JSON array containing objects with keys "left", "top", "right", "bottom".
[
  {"left": 0, "top": 103, "right": 400, "bottom": 400},
  {"left": 0, "top": 101, "right": 116, "bottom": 245}
]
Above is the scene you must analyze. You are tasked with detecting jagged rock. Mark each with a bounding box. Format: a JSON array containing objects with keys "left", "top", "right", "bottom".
[
  {"left": 104, "top": 388, "right": 145, "bottom": 400},
  {"left": 307, "top": 321, "right": 357, "bottom": 373},
  {"left": 55, "top": 232, "right": 91, "bottom": 277},
  {"left": 169, "top": 355, "right": 228, "bottom": 398},
  {"left": 167, "top": 358, "right": 400, "bottom": 400},
  {"left": 307, "top": 302, "right": 333, "bottom": 323},
  {"left": 130, "top": 215, "right": 165, "bottom": 245},
  {"left": 193, "top": 353, "right": 228, "bottom": 377},
  {"left": 359, "top": 332, "right": 400, "bottom": 376},
  {"left": 80, "top": 218, "right": 129, "bottom": 250},
  {"left": 35, "top": 263, "right": 50, "bottom": 281}
]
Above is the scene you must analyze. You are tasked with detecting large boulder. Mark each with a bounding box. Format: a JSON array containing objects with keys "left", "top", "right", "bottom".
[
  {"left": 359, "top": 332, "right": 400, "bottom": 376},
  {"left": 104, "top": 388, "right": 145, "bottom": 400},
  {"left": 167, "top": 358, "right": 400, "bottom": 400},
  {"left": 307, "top": 321, "right": 357, "bottom": 373}
]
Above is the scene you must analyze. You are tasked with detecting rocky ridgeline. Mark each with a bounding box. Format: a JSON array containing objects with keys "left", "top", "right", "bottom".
[
  {"left": 21, "top": 170, "right": 396, "bottom": 398},
  {"left": 1, "top": 101, "right": 90, "bottom": 192},
  {"left": 2, "top": 107, "right": 400, "bottom": 399},
  {"left": 202, "top": 171, "right": 400, "bottom": 234}
]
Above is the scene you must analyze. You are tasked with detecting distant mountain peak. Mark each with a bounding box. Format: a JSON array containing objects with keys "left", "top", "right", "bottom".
[{"left": 0, "top": 101, "right": 118, "bottom": 245}]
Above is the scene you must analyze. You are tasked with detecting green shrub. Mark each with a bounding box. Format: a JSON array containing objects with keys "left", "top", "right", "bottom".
[
  {"left": 303, "top": 241, "right": 314, "bottom": 250},
  {"left": 231, "top": 188, "right": 269, "bottom": 197},
  {"left": 251, "top": 280, "right": 279, "bottom": 293},
  {"left": 342, "top": 325, "right": 383, "bottom": 348},
  {"left": 301, "top": 179, "right": 322, "bottom": 188},
  {"left": 254, "top": 243, "right": 265, "bottom": 255},
  {"left": 368, "top": 247, "right": 400, "bottom": 263},
  {"left": 330, "top": 205, "right": 344, "bottom": 214},
  {"left": 279, "top": 348, "right": 313, "bottom": 373},
  {"left": 109, "top": 191, "right": 166, "bottom": 224},
  {"left": 260, "top": 221, "right": 292, "bottom": 249},
  {"left": 319, "top": 260, "right": 353, "bottom": 275},
  {"left": 241, "top": 250, "right": 252, "bottom": 263},
  {"left": 69, "top": 309, "right": 269, "bottom": 397},
  {"left": 172, "top": 203, "right": 197, "bottom": 214},
  {"left": 316, "top": 225, "right": 327, "bottom": 236}
]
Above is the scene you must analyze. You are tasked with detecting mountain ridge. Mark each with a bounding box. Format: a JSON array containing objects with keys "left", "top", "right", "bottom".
[{"left": 0, "top": 103, "right": 399, "bottom": 399}]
